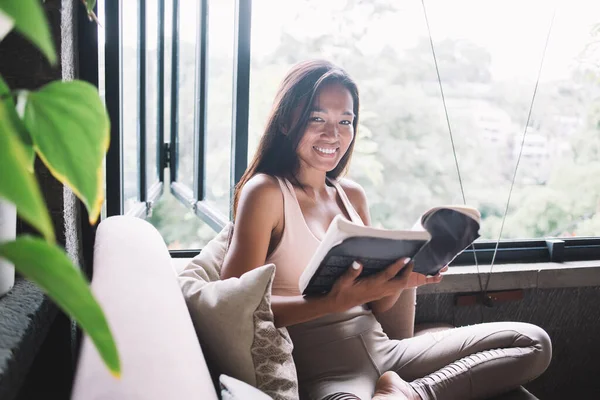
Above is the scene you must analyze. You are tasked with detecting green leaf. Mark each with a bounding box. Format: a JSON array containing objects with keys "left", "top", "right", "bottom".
[
  {"left": 0, "top": 0, "right": 57, "bottom": 65},
  {"left": 1, "top": 76, "right": 35, "bottom": 169},
  {"left": 0, "top": 101, "right": 54, "bottom": 242},
  {"left": 23, "top": 80, "right": 110, "bottom": 225},
  {"left": 85, "top": 0, "right": 97, "bottom": 14},
  {"left": 0, "top": 237, "right": 120, "bottom": 376},
  {"left": 0, "top": 73, "right": 8, "bottom": 95}
]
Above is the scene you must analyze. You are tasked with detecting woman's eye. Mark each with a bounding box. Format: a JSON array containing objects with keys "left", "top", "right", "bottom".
[
  {"left": 310, "top": 116, "right": 324, "bottom": 122},
  {"left": 340, "top": 120, "right": 352, "bottom": 125}
]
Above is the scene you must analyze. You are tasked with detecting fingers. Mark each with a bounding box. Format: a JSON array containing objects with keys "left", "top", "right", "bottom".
[
  {"left": 382, "top": 257, "right": 412, "bottom": 280},
  {"left": 396, "top": 259, "right": 414, "bottom": 280},
  {"left": 422, "top": 271, "right": 444, "bottom": 285},
  {"left": 342, "top": 261, "right": 363, "bottom": 281}
]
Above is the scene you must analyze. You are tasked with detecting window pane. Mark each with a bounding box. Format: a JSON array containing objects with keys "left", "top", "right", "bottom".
[
  {"left": 148, "top": 171, "right": 218, "bottom": 249},
  {"left": 121, "top": 0, "right": 140, "bottom": 213},
  {"left": 205, "top": 0, "right": 234, "bottom": 216},
  {"left": 250, "top": 0, "right": 600, "bottom": 240},
  {"left": 146, "top": 0, "right": 159, "bottom": 187},
  {"left": 177, "top": 0, "right": 197, "bottom": 188}
]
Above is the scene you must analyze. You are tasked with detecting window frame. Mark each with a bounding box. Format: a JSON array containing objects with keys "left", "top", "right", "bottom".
[
  {"left": 105, "top": 0, "right": 164, "bottom": 220},
  {"left": 99, "top": 0, "right": 600, "bottom": 266},
  {"left": 168, "top": 0, "right": 251, "bottom": 231}
]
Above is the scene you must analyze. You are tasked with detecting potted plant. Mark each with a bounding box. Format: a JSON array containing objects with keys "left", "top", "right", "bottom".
[{"left": 0, "top": 0, "right": 119, "bottom": 377}]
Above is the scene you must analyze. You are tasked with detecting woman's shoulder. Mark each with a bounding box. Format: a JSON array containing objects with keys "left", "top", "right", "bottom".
[
  {"left": 334, "top": 177, "right": 370, "bottom": 224},
  {"left": 335, "top": 177, "right": 368, "bottom": 203},
  {"left": 238, "top": 173, "right": 284, "bottom": 213},
  {"left": 244, "top": 173, "right": 281, "bottom": 194}
]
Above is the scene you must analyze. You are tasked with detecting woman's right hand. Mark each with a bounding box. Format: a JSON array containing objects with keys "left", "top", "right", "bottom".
[{"left": 326, "top": 257, "right": 414, "bottom": 313}]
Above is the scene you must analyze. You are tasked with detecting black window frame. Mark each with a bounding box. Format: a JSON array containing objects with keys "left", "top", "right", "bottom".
[
  {"left": 105, "top": 0, "right": 164, "bottom": 220},
  {"left": 97, "top": 0, "right": 600, "bottom": 265}
]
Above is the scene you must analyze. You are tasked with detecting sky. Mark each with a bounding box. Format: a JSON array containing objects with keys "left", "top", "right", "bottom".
[{"left": 99, "top": 0, "right": 600, "bottom": 82}]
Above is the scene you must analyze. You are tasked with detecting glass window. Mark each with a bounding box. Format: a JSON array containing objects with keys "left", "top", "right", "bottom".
[
  {"left": 146, "top": 0, "right": 159, "bottom": 187},
  {"left": 121, "top": 0, "right": 140, "bottom": 213},
  {"left": 147, "top": 188, "right": 219, "bottom": 249},
  {"left": 250, "top": 0, "right": 600, "bottom": 240},
  {"left": 176, "top": 0, "right": 197, "bottom": 188},
  {"left": 146, "top": 0, "right": 213, "bottom": 247},
  {"left": 205, "top": 0, "right": 234, "bottom": 216}
]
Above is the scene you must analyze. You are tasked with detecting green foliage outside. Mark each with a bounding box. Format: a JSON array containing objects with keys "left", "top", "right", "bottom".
[{"left": 144, "top": 1, "right": 600, "bottom": 248}]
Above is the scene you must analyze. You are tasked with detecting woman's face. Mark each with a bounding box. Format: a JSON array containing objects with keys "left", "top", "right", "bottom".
[{"left": 295, "top": 82, "right": 355, "bottom": 174}]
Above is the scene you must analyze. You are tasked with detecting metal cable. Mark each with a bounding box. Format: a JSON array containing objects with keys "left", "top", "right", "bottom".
[{"left": 420, "top": 0, "right": 557, "bottom": 306}]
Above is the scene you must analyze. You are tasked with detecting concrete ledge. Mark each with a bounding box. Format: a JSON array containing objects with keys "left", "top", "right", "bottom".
[
  {"left": 418, "top": 260, "right": 600, "bottom": 294},
  {"left": 172, "top": 257, "right": 600, "bottom": 294},
  {"left": 0, "top": 278, "right": 57, "bottom": 400}
]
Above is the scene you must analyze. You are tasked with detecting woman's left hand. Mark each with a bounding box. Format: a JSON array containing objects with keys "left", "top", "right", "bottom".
[{"left": 406, "top": 264, "right": 448, "bottom": 288}]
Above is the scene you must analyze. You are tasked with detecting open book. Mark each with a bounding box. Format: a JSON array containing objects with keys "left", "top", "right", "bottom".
[{"left": 299, "top": 206, "right": 481, "bottom": 296}]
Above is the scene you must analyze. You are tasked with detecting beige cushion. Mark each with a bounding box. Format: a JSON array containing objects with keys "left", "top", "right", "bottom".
[
  {"left": 178, "top": 225, "right": 299, "bottom": 400},
  {"left": 183, "top": 222, "right": 234, "bottom": 282}
]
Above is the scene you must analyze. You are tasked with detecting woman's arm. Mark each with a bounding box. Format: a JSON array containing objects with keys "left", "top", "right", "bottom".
[
  {"left": 220, "top": 175, "right": 347, "bottom": 327},
  {"left": 221, "top": 174, "right": 281, "bottom": 280}
]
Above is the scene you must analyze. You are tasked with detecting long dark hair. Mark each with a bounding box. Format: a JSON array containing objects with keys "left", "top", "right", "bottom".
[{"left": 233, "top": 60, "right": 360, "bottom": 218}]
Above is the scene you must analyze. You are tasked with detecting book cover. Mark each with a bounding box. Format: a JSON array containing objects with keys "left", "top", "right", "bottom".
[{"left": 299, "top": 206, "right": 481, "bottom": 296}]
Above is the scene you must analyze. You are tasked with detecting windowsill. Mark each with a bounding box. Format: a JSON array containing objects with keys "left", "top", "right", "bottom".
[
  {"left": 172, "top": 257, "right": 600, "bottom": 294},
  {"left": 0, "top": 277, "right": 57, "bottom": 399},
  {"left": 417, "top": 260, "right": 600, "bottom": 294}
]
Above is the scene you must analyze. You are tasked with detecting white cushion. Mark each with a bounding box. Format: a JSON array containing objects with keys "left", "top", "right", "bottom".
[
  {"left": 72, "top": 216, "right": 218, "bottom": 400},
  {"left": 220, "top": 374, "right": 273, "bottom": 400}
]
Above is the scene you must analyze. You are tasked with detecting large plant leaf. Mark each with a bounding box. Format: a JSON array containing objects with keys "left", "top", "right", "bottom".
[
  {"left": 0, "top": 101, "right": 54, "bottom": 241},
  {"left": 23, "top": 80, "right": 110, "bottom": 225},
  {"left": 1, "top": 75, "right": 35, "bottom": 169},
  {"left": 0, "top": 237, "right": 120, "bottom": 376},
  {"left": 0, "top": 0, "right": 57, "bottom": 65}
]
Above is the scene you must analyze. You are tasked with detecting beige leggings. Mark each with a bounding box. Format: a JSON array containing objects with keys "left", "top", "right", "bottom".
[{"left": 288, "top": 306, "right": 552, "bottom": 400}]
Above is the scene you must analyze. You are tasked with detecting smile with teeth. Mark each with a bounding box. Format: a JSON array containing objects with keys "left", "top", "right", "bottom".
[{"left": 313, "top": 146, "right": 338, "bottom": 156}]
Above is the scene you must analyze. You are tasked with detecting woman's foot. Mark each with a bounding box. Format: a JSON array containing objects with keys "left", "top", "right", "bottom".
[{"left": 372, "top": 371, "right": 421, "bottom": 400}]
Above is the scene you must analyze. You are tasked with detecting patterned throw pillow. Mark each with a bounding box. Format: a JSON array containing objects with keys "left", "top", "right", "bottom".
[
  {"left": 252, "top": 272, "right": 298, "bottom": 398},
  {"left": 178, "top": 225, "right": 299, "bottom": 400}
]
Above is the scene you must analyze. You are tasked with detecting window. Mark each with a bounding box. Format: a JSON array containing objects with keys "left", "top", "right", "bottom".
[
  {"left": 98, "top": 0, "right": 600, "bottom": 263},
  {"left": 205, "top": 0, "right": 235, "bottom": 216},
  {"left": 120, "top": 0, "right": 139, "bottom": 214}
]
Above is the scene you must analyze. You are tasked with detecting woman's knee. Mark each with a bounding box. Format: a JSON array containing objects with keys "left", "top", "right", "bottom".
[{"left": 511, "top": 322, "right": 552, "bottom": 379}]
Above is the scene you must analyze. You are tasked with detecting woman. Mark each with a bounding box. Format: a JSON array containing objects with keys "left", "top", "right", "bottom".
[{"left": 221, "top": 60, "right": 551, "bottom": 400}]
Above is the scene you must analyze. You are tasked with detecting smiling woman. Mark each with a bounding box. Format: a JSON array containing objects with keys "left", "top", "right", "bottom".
[
  {"left": 221, "top": 60, "right": 552, "bottom": 400},
  {"left": 233, "top": 60, "right": 361, "bottom": 218},
  {"left": 296, "top": 83, "right": 355, "bottom": 173}
]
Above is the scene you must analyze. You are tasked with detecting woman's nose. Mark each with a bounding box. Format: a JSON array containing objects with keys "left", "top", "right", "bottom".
[{"left": 324, "top": 122, "right": 339, "bottom": 138}]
